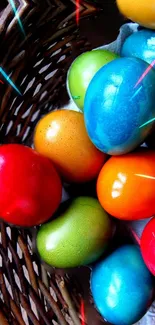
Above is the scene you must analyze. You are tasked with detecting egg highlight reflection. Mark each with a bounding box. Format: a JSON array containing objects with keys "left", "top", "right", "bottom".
[
  {"left": 97, "top": 150, "right": 155, "bottom": 220},
  {"left": 36, "top": 197, "right": 115, "bottom": 268},
  {"left": 91, "top": 245, "right": 154, "bottom": 325},
  {"left": 67, "top": 50, "right": 118, "bottom": 111},
  {"left": 84, "top": 57, "right": 155, "bottom": 155},
  {"left": 121, "top": 30, "right": 155, "bottom": 67},
  {"left": 34, "top": 110, "right": 106, "bottom": 183}
]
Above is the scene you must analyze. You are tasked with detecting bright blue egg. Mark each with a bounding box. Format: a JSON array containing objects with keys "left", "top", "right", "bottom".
[
  {"left": 121, "top": 30, "right": 155, "bottom": 67},
  {"left": 84, "top": 57, "right": 155, "bottom": 155},
  {"left": 90, "top": 245, "right": 153, "bottom": 325}
]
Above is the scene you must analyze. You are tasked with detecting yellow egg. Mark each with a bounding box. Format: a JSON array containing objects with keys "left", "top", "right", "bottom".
[{"left": 117, "top": 0, "right": 155, "bottom": 29}]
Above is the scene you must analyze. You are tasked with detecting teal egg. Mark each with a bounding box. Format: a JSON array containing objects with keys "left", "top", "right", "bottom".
[
  {"left": 121, "top": 30, "right": 155, "bottom": 66},
  {"left": 84, "top": 57, "right": 155, "bottom": 155},
  {"left": 91, "top": 245, "right": 154, "bottom": 325},
  {"left": 67, "top": 50, "right": 118, "bottom": 111}
]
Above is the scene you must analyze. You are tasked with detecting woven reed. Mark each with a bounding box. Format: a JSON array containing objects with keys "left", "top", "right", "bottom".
[{"left": 0, "top": 1, "right": 124, "bottom": 324}]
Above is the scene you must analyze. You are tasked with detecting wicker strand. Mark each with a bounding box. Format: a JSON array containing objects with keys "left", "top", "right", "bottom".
[
  {"left": 0, "top": 244, "right": 20, "bottom": 306},
  {"left": 19, "top": 293, "right": 40, "bottom": 325},
  {"left": 0, "top": 2, "right": 122, "bottom": 324},
  {"left": 8, "top": 241, "right": 28, "bottom": 296},
  {"left": 56, "top": 276, "right": 81, "bottom": 325},
  {"left": 0, "top": 296, "right": 14, "bottom": 324},
  {"left": 28, "top": 287, "right": 53, "bottom": 325},
  {"left": 0, "top": 222, "right": 7, "bottom": 250},
  {"left": 0, "top": 269, "right": 10, "bottom": 309},
  {"left": 0, "top": 310, "right": 9, "bottom": 325},
  {"left": 0, "top": 224, "right": 80, "bottom": 324},
  {"left": 18, "top": 235, "right": 39, "bottom": 294},
  {"left": 10, "top": 298, "right": 26, "bottom": 325},
  {"left": 38, "top": 280, "right": 68, "bottom": 325},
  {"left": 50, "top": 279, "right": 68, "bottom": 310}
]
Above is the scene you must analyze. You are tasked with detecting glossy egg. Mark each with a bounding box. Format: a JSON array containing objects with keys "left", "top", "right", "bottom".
[
  {"left": 37, "top": 197, "right": 115, "bottom": 268},
  {"left": 67, "top": 50, "right": 118, "bottom": 111},
  {"left": 84, "top": 57, "right": 155, "bottom": 155},
  {"left": 34, "top": 110, "right": 106, "bottom": 183},
  {"left": 141, "top": 217, "right": 155, "bottom": 275},
  {"left": 91, "top": 245, "right": 154, "bottom": 325},
  {"left": 121, "top": 30, "right": 155, "bottom": 66},
  {"left": 116, "top": 0, "right": 155, "bottom": 29},
  {"left": 97, "top": 150, "right": 155, "bottom": 220},
  {"left": 0, "top": 144, "right": 62, "bottom": 227}
]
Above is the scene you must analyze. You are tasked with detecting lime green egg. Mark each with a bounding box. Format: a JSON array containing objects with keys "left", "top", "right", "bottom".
[
  {"left": 36, "top": 197, "right": 115, "bottom": 268},
  {"left": 67, "top": 50, "right": 119, "bottom": 111}
]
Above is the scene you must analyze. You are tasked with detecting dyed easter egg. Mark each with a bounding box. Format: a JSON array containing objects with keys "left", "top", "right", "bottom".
[
  {"left": 116, "top": 0, "right": 155, "bottom": 29},
  {"left": 84, "top": 57, "right": 155, "bottom": 155},
  {"left": 0, "top": 144, "right": 62, "bottom": 227},
  {"left": 97, "top": 150, "right": 155, "bottom": 220},
  {"left": 121, "top": 30, "right": 155, "bottom": 67},
  {"left": 91, "top": 245, "right": 154, "bottom": 325},
  {"left": 37, "top": 197, "right": 115, "bottom": 268},
  {"left": 34, "top": 110, "right": 106, "bottom": 183},
  {"left": 141, "top": 217, "right": 155, "bottom": 275},
  {"left": 67, "top": 50, "right": 118, "bottom": 111}
]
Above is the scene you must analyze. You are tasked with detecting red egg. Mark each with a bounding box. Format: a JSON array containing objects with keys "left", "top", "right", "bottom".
[
  {"left": 0, "top": 144, "right": 62, "bottom": 227},
  {"left": 141, "top": 217, "right": 155, "bottom": 275}
]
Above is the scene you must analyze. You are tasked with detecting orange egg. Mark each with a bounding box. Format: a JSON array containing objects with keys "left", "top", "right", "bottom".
[
  {"left": 34, "top": 110, "right": 106, "bottom": 183},
  {"left": 116, "top": 0, "right": 155, "bottom": 29},
  {"left": 97, "top": 150, "right": 155, "bottom": 220}
]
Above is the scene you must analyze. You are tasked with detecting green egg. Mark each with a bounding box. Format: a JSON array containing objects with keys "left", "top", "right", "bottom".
[
  {"left": 36, "top": 197, "right": 115, "bottom": 268},
  {"left": 67, "top": 50, "right": 119, "bottom": 111}
]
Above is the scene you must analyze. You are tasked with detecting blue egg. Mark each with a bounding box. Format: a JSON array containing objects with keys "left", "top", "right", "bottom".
[
  {"left": 84, "top": 57, "right": 155, "bottom": 155},
  {"left": 121, "top": 30, "right": 155, "bottom": 67},
  {"left": 90, "top": 245, "right": 154, "bottom": 325}
]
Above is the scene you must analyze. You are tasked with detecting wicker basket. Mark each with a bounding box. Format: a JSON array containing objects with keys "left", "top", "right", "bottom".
[{"left": 0, "top": 1, "right": 125, "bottom": 324}]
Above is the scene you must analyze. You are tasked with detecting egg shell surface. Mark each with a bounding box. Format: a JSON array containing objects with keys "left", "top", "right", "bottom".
[
  {"left": 91, "top": 245, "right": 154, "bottom": 325},
  {"left": 67, "top": 50, "right": 118, "bottom": 110},
  {"left": 0, "top": 144, "right": 62, "bottom": 227},
  {"left": 84, "top": 57, "right": 155, "bottom": 155},
  {"left": 141, "top": 217, "right": 155, "bottom": 276},
  {"left": 121, "top": 30, "right": 155, "bottom": 67},
  {"left": 97, "top": 149, "right": 155, "bottom": 220},
  {"left": 34, "top": 110, "right": 106, "bottom": 183},
  {"left": 116, "top": 0, "right": 155, "bottom": 29},
  {"left": 37, "top": 196, "right": 115, "bottom": 268}
]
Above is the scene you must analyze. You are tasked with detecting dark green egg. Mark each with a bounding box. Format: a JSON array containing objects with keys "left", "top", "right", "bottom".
[{"left": 36, "top": 197, "right": 115, "bottom": 268}]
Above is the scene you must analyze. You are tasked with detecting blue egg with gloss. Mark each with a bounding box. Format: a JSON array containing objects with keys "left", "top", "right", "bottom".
[
  {"left": 84, "top": 57, "right": 155, "bottom": 155},
  {"left": 90, "top": 245, "right": 154, "bottom": 325},
  {"left": 121, "top": 30, "right": 155, "bottom": 67}
]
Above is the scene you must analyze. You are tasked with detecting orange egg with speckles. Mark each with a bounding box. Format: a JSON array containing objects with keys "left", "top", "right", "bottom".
[
  {"left": 34, "top": 110, "right": 107, "bottom": 183},
  {"left": 97, "top": 150, "right": 155, "bottom": 220}
]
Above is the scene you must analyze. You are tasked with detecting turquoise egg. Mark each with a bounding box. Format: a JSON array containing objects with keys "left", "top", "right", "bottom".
[
  {"left": 90, "top": 245, "right": 154, "bottom": 325},
  {"left": 84, "top": 57, "right": 155, "bottom": 155},
  {"left": 121, "top": 30, "right": 155, "bottom": 66}
]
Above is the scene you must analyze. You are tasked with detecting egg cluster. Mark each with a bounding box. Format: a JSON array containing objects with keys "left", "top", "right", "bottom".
[{"left": 1, "top": 2, "right": 155, "bottom": 325}]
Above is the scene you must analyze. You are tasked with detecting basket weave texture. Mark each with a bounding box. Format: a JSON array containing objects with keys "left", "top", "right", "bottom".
[{"left": 0, "top": 1, "right": 124, "bottom": 324}]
